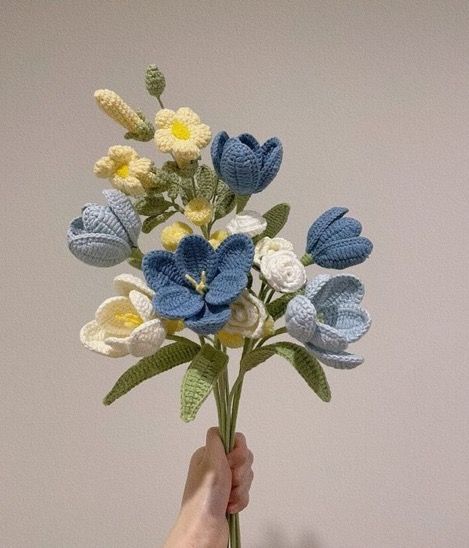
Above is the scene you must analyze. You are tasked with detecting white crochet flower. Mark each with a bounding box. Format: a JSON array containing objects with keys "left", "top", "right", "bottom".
[
  {"left": 226, "top": 210, "right": 267, "bottom": 237},
  {"left": 261, "top": 250, "right": 307, "bottom": 293},
  {"left": 80, "top": 274, "right": 166, "bottom": 358},
  {"left": 223, "top": 290, "right": 267, "bottom": 339},
  {"left": 254, "top": 236, "right": 294, "bottom": 266}
]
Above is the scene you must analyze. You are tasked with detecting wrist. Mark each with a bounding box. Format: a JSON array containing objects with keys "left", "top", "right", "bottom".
[{"left": 165, "top": 505, "right": 228, "bottom": 548}]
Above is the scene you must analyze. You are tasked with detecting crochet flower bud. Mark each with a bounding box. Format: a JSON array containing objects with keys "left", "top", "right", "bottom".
[
  {"left": 184, "top": 197, "right": 213, "bottom": 226},
  {"left": 161, "top": 221, "right": 193, "bottom": 251},
  {"left": 145, "top": 65, "right": 166, "bottom": 98},
  {"left": 226, "top": 210, "right": 267, "bottom": 237},
  {"left": 261, "top": 250, "right": 306, "bottom": 293}
]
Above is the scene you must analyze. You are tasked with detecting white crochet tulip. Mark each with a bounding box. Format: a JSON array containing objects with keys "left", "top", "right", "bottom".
[
  {"left": 254, "top": 236, "right": 294, "bottom": 266},
  {"left": 223, "top": 290, "right": 267, "bottom": 339},
  {"left": 226, "top": 210, "right": 267, "bottom": 237},
  {"left": 261, "top": 250, "right": 306, "bottom": 293}
]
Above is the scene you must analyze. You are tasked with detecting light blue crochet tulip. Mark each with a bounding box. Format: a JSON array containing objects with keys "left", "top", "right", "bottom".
[
  {"left": 285, "top": 274, "right": 371, "bottom": 369},
  {"left": 211, "top": 131, "right": 283, "bottom": 195},
  {"left": 142, "top": 233, "right": 254, "bottom": 335},
  {"left": 305, "top": 207, "right": 373, "bottom": 269},
  {"left": 67, "top": 189, "right": 141, "bottom": 267}
]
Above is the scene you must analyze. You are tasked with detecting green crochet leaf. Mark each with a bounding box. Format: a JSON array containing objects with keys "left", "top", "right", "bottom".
[
  {"left": 103, "top": 340, "right": 200, "bottom": 406},
  {"left": 142, "top": 210, "right": 175, "bottom": 233},
  {"left": 214, "top": 182, "right": 236, "bottom": 220},
  {"left": 267, "top": 291, "right": 301, "bottom": 320},
  {"left": 134, "top": 194, "right": 171, "bottom": 216},
  {"left": 241, "top": 341, "right": 331, "bottom": 402},
  {"left": 196, "top": 165, "right": 218, "bottom": 200},
  {"left": 127, "top": 247, "right": 143, "bottom": 270},
  {"left": 262, "top": 203, "right": 291, "bottom": 238},
  {"left": 180, "top": 344, "right": 228, "bottom": 422}
]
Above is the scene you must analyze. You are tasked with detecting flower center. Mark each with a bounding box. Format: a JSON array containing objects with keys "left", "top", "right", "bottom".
[
  {"left": 171, "top": 120, "right": 191, "bottom": 140},
  {"left": 116, "top": 164, "right": 130, "bottom": 178},
  {"left": 316, "top": 311, "right": 325, "bottom": 324},
  {"left": 114, "top": 312, "right": 143, "bottom": 328},
  {"left": 185, "top": 270, "right": 208, "bottom": 295}
]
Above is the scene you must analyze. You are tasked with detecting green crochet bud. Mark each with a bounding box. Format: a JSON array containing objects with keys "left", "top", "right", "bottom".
[{"left": 145, "top": 65, "right": 166, "bottom": 98}]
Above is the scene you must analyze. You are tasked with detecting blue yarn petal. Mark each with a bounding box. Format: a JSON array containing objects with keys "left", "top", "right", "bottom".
[
  {"left": 185, "top": 303, "right": 231, "bottom": 335},
  {"left": 315, "top": 217, "right": 362, "bottom": 251},
  {"left": 305, "top": 343, "right": 364, "bottom": 369},
  {"left": 153, "top": 285, "right": 204, "bottom": 319},
  {"left": 325, "top": 304, "right": 371, "bottom": 343},
  {"left": 285, "top": 295, "right": 317, "bottom": 343},
  {"left": 211, "top": 131, "right": 229, "bottom": 176},
  {"left": 314, "top": 237, "right": 373, "bottom": 269},
  {"left": 142, "top": 250, "right": 187, "bottom": 291},
  {"left": 308, "top": 322, "right": 349, "bottom": 352},
  {"left": 310, "top": 274, "right": 365, "bottom": 309},
  {"left": 205, "top": 270, "right": 247, "bottom": 306},
  {"left": 81, "top": 205, "right": 128, "bottom": 241},
  {"left": 258, "top": 137, "right": 283, "bottom": 192},
  {"left": 219, "top": 138, "right": 261, "bottom": 194},
  {"left": 175, "top": 235, "right": 218, "bottom": 281},
  {"left": 103, "top": 189, "right": 141, "bottom": 246},
  {"left": 67, "top": 232, "right": 131, "bottom": 267},
  {"left": 216, "top": 233, "right": 254, "bottom": 274},
  {"left": 306, "top": 207, "right": 348, "bottom": 253}
]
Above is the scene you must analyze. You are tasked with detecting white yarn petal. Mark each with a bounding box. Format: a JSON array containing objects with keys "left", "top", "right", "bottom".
[
  {"left": 128, "top": 319, "right": 167, "bottom": 357},
  {"left": 80, "top": 320, "right": 128, "bottom": 357},
  {"left": 128, "top": 290, "right": 155, "bottom": 322},
  {"left": 95, "top": 296, "right": 138, "bottom": 337},
  {"left": 113, "top": 273, "right": 154, "bottom": 298},
  {"left": 226, "top": 210, "right": 267, "bottom": 237}
]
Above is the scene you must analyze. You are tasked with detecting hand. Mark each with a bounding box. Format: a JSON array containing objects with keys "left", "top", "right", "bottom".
[{"left": 164, "top": 427, "right": 254, "bottom": 548}]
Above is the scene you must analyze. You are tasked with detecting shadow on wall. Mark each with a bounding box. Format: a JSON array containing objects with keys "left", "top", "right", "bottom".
[{"left": 255, "top": 523, "right": 324, "bottom": 547}]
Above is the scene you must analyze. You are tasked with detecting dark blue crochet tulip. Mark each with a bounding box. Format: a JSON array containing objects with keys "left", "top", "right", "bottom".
[
  {"left": 305, "top": 207, "right": 373, "bottom": 269},
  {"left": 211, "top": 131, "right": 283, "bottom": 195}
]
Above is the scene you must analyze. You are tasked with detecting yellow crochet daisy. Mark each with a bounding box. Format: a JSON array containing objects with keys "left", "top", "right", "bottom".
[
  {"left": 184, "top": 197, "right": 213, "bottom": 226},
  {"left": 94, "top": 145, "right": 155, "bottom": 196},
  {"left": 154, "top": 107, "right": 211, "bottom": 161}
]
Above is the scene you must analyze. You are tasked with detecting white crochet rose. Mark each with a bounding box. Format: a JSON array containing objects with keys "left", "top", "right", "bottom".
[
  {"left": 226, "top": 210, "right": 267, "bottom": 237},
  {"left": 261, "top": 250, "right": 307, "bottom": 293},
  {"left": 254, "top": 236, "right": 294, "bottom": 266},
  {"left": 223, "top": 290, "right": 267, "bottom": 338},
  {"left": 80, "top": 274, "right": 166, "bottom": 358}
]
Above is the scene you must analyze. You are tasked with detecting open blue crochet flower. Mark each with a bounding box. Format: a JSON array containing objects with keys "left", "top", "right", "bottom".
[
  {"left": 285, "top": 274, "right": 371, "bottom": 369},
  {"left": 67, "top": 189, "right": 141, "bottom": 267},
  {"left": 142, "top": 234, "right": 254, "bottom": 335},
  {"left": 211, "top": 131, "right": 283, "bottom": 195},
  {"left": 306, "top": 207, "right": 373, "bottom": 269}
]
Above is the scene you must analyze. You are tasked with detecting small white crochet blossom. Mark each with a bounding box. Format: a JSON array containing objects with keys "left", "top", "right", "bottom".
[
  {"left": 80, "top": 274, "right": 166, "bottom": 358},
  {"left": 254, "top": 236, "right": 294, "bottom": 266},
  {"left": 261, "top": 250, "right": 306, "bottom": 293},
  {"left": 223, "top": 290, "right": 267, "bottom": 338},
  {"left": 226, "top": 210, "right": 267, "bottom": 237},
  {"left": 94, "top": 146, "right": 155, "bottom": 196},
  {"left": 154, "top": 107, "right": 211, "bottom": 161}
]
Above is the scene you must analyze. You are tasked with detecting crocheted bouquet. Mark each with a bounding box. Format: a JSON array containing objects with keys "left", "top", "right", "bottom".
[{"left": 66, "top": 65, "right": 373, "bottom": 547}]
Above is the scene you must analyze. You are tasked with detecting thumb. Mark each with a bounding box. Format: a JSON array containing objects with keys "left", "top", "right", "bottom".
[{"left": 205, "top": 427, "right": 227, "bottom": 462}]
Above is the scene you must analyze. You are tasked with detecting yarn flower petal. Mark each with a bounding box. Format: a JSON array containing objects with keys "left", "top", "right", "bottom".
[
  {"left": 142, "top": 250, "right": 187, "bottom": 290},
  {"left": 175, "top": 234, "right": 218, "bottom": 281},
  {"left": 80, "top": 320, "right": 129, "bottom": 357},
  {"left": 184, "top": 303, "right": 232, "bottom": 335},
  {"left": 205, "top": 270, "right": 248, "bottom": 306},
  {"left": 216, "top": 233, "right": 254, "bottom": 273},
  {"left": 304, "top": 345, "right": 364, "bottom": 369},
  {"left": 154, "top": 285, "right": 204, "bottom": 319},
  {"left": 127, "top": 318, "right": 167, "bottom": 357}
]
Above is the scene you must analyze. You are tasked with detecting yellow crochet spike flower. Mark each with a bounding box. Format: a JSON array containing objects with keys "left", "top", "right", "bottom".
[
  {"left": 209, "top": 229, "right": 229, "bottom": 249},
  {"left": 94, "top": 89, "right": 143, "bottom": 133},
  {"left": 161, "top": 221, "right": 193, "bottom": 251},
  {"left": 154, "top": 107, "right": 211, "bottom": 161},
  {"left": 94, "top": 145, "right": 156, "bottom": 196},
  {"left": 184, "top": 197, "right": 213, "bottom": 226},
  {"left": 217, "top": 331, "right": 244, "bottom": 349}
]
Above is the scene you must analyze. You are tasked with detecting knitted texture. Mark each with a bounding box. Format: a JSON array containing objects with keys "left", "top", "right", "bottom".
[
  {"left": 67, "top": 189, "right": 141, "bottom": 267},
  {"left": 306, "top": 207, "right": 373, "bottom": 269},
  {"left": 211, "top": 131, "right": 283, "bottom": 195},
  {"left": 285, "top": 274, "right": 371, "bottom": 369},
  {"left": 145, "top": 64, "right": 166, "bottom": 98},
  {"left": 184, "top": 197, "right": 213, "bottom": 226},
  {"left": 142, "top": 234, "right": 254, "bottom": 335}
]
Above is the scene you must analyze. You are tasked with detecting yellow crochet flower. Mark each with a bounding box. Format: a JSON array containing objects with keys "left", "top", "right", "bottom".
[
  {"left": 217, "top": 330, "right": 244, "bottom": 349},
  {"left": 154, "top": 107, "right": 211, "bottom": 161},
  {"left": 94, "top": 89, "right": 143, "bottom": 133},
  {"left": 161, "top": 221, "right": 193, "bottom": 251},
  {"left": 94, "top": 145, "right": 155, "bottom": 196},
  {"left": 184, "top": 197, "right": 213, "bottom": 226},
  {"left": 209, "top": 229, "right": 229, "bottom": 249}
]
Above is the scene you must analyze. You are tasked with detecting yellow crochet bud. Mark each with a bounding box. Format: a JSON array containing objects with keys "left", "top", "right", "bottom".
[
  {"left": 217, "top": 331, "right": 244, "bottom": 349},
  {"left": 161, "top": 221, "right": 193, "bottom": 251},
  {"left": 184, "top": 197, "right": 213, "bottom": 227},
  {"left": 262, "top": 315, "right": 275, "bottom": 337},
  {"left": 94, "top": 89, "right": 143, "bottom": 133},
  {"left": 209, "top": 229, "right": 229, "bottom": 249},
  {"left": 163, "top": 319, "right": 185, "bottom": 334}
]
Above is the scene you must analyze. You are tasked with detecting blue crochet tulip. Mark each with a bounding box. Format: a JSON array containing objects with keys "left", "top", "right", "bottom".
[
  {"left": 142, "top": 234, "right": 254, "bottom": 335},
  {"left": 286, "top": 274, "right": 371, "bottom": 369},
  {"left": 67, "top": 189, "right": 141, "bottom": 267},
  {"left": 305, "top": 207, "right": 373, "bottom": 269},
  {"left": 211, "top": 131, "right": 283, "bottom": 195}
]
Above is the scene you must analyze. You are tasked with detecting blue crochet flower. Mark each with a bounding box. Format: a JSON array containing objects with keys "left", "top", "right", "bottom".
[
  {"left": 142, "top": 234, "right": 254, "bottom": 335},
  {"left": 305, "top": 207, "right": 373, "bottom": 269},
  {"left": 211, "top": 131, "right": 283, "bottom": 195},
  {"left": 67, "top": 189, "right": 141, "bottom": 267},
  {"left": 285, "top": 274, "right": 371, "bottom": 369}
]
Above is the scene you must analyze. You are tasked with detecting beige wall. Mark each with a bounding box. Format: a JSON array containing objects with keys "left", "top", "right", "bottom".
[{"left": 2, "top": 1, "right": 469, "bottom": 546}]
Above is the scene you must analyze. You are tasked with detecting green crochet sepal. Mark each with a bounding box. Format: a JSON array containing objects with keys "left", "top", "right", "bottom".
[
  {"left": 124, "top": 111, "right": 154, "bottom": 142},
  {"left": 236, "top": 194, "right": 251, "bottom": 213},
  {"left": 261, "top": 203, "right": 290, "bottom": 238},
  {"left": 103, "top": 340, "right": 200, "bottom": 406},
  {"left": 180, "top": 344, "right": 228, "bottom": 422},
  {"left": 241, "top": 341, "right": 331, "bottom": 402},
  {"left": 127, "top": 247, "right": 144, "bottom": 270}
]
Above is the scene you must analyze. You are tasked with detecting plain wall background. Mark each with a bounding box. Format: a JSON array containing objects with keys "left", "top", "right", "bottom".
[{"left": 2, "top": 1, "right": 468, "bottom": 546}]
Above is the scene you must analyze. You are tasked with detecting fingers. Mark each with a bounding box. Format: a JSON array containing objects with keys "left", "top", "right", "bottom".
[
  {"left": 226, "top": 432, "right": 254, "bottom": 513},
  {"left": 227, "top": 478, "right": 253, "bottom": 514}
]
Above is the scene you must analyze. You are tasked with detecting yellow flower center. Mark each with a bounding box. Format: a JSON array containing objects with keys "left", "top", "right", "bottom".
[
  {"left": 116, "top": 164, "right": 130, "bottom": 178},
  {"left": 185, "top": 271, "right": 208, "bottom": 295},
  {"left": 114, "top": 312, "right": 143, "bottom": 329},
  {"left": 171, "top": 120, "right": 191, "bottom": 140}
]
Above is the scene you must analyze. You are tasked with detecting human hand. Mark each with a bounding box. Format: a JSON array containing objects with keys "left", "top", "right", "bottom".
[{"left": 164, "top": 427, "right": 254, "bottom": 548}]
